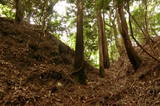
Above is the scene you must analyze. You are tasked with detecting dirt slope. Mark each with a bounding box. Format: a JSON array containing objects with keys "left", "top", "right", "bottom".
[{"left": 0, "top": 17, "right": 160, "bottom": 106}]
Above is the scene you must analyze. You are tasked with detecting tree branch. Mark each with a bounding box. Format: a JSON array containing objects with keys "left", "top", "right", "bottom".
[{"left": 126, "top": 2, "right": 160, "bottom": 63}]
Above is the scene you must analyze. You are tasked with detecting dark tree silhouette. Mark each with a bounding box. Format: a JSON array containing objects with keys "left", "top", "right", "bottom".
[{"left": 73, "top": 0, "right": 86, "bottom": 84}]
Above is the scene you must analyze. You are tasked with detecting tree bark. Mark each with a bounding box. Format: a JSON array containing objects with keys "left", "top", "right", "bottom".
[
  {"left": 73, "top": 0, "right": 86, "bottom": 84},
  {"left": 102, "top": 12, "right": 110, "bottom": 69},
  {"left": 96, "top": 9, "right": 110, "bottom": 77},
  {"left": 15, "top": 0, "right": 24, "bottom": 23},
  {"left": 117, "top": 2, "right": 142, "bottom": 70}
]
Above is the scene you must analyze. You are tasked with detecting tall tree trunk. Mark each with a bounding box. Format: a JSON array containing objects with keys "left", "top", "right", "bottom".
[
  {"left": 15, "top": 0, "right": 24, "bottom": 23},
  {"left": 25, "top": 0, "right": 32, "bottom": 23},
  {"left": 96, "top": 9, "right": 110, "bottom": 77},
  {"left": 117, "top": 2, "right": 142, "bottom": 70},
  {"left": 102, "top": 12, "right": 110, "bottom": 69},
  {"left": 73, "top": 0, "right": 86, "bottom": 84}
]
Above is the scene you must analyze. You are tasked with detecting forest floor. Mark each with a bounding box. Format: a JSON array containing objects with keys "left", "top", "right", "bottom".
[{"left": 0, "top": 17, "right": 160, "bottom": 106}]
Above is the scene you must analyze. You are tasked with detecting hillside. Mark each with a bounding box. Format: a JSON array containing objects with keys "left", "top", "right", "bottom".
[{"left": 0, "top": 17, "right": 160, "bottom": 106}]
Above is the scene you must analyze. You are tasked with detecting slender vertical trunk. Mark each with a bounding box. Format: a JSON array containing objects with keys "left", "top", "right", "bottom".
[
  {"left": 15, "top": 0, "right": 24, "bottom": 23},
  {"left": 73, "top": 0, "right": 86, "bottom": 84},
  {"left": 41, "top": 0, "right": 48, "bottom": 31},
  {"left": 74, "top": 0, "right": 84, "bottom": 69},
  {"left": 26, "top": 0, "right": 32, "bottom": 23},
  {"left": 117, "top": 2, "right": 141, "bottom": 70},
  {"left": 102, "top": 12, "right": 110, "bottom": 69},
  {"left": 143, "top": 0, "right": 151, "bottom": 43},
  {"left": 96, "top": 9, "right": 110, "bottom": 77}
]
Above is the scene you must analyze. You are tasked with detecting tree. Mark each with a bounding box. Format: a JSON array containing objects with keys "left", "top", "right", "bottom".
[
  {"left": 108, "top": 7, "right": 125, "bottom": 56},
  {"left": 72, "top": 0, "right": 86, "bottom": 84},
  {"left": 96, "top": 1, "right": 110, "bottom": 77},
  {"left": 117, "top": 1, "right": 142, "bottom": 70},
  {"left": 15, "top": 0, "right": 24, "bottom": 23}
]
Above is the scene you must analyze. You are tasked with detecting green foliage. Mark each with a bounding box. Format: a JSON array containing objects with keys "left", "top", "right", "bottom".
[
  {"left": 109, "top": 41, "right": 119, "bottom": 62},
  {"left": 84, "top": 10, "right": 99, "bottom": 66},
  {"left": 95, "top": 0, "right": 111, "bottom": 10},
  {"left": 116, "top": 0, "right": 124, "bottom": 4},
  {"left": 130, "top": 0, "right": 160, "bottom": 43},
  {"left": 0, "top": 4, "right": 15, "bottom": 18},
  {"left": 66, "top": 0, "right": 75, "bottom": 4}
]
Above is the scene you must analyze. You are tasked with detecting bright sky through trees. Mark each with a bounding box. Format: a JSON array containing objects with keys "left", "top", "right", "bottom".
[
  {"left": 54, "top": 1, "right": 67, "bottom": 16},
  {"left": 54, "top": 1, "right": 76, "bottom": 47}
]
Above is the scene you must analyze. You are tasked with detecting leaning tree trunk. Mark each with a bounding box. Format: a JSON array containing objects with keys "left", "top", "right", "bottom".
[
  {"left": 117, "top": 2, "right": 142, "bottom": 70},
  {"left": 96, "top": 9, "right": 110, "bottom": 77},
  {"left": 73, "top": 0, "right": 86, "bottom": 84},
  {"left": 15, "top": 0, "right": 24, "bottom": 23}
]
